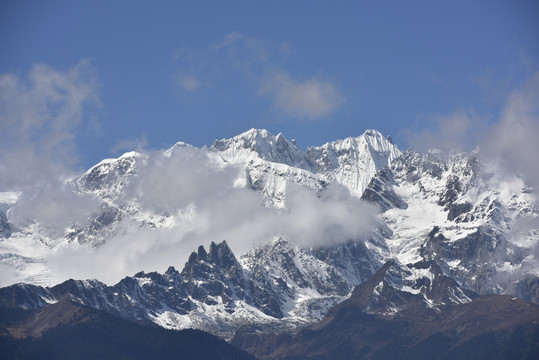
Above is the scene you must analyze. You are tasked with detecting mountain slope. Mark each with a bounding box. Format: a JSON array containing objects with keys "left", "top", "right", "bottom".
[
  {"left": 232, "top": 263, "right": 539, "bottom": 360},
  {"left": 0, "top": 300, "right": 255, "bottom": 360}
]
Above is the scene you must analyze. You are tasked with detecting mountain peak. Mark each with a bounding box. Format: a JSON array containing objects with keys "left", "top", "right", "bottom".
[
  {"left": 230, "top": 128, "right": 273, "bottom": 142},
  {"left": 358, "top": 129, "right": 398, "bottom": 152},
  {"left": 208, "top": 128, "right": 403, "bottom": 197},
  {"left": 209, "top": 240, "right": 238, "bottom": 269},
  {"left": 303, "top": 129, "right": 401, "bottom": 195},
  {"left": 210, "top": 128, "right": 305, "bottom": 166},
  {"left": 362, "top": 128, "right": 383, "bottom": 137}
]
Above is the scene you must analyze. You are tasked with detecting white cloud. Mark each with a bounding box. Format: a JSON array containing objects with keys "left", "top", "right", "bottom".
[
  {"left": 261, "top": 71, "right": 342, "bottom": 119},
  {"left": 408, "top": 72, "right": 539, "bottom": 170},
  {"left": 10, "top": 184, "right": 99, "bottom": 234},
  {"left": 210, "top": 31, "right": 245, "bottom": 51},
  {"left": 408, "top": 73, "right": 539, "bottom": 192},
  {"left": 173, "top": 32, "right": 343, "bottom": 120},
  {"left": 209, "top": 31, "right": 269, "bottom": 64}
]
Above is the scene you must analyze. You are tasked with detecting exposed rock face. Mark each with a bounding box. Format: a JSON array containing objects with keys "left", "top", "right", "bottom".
[
  {"left": 231, "top": 263, "right": 539, "bottom": 360},
  {"left": 0, "top": 210, "right": 11, "bottom": 238},
  {"left": 361, "top": 166, "right": 408, "bottom": 211}
]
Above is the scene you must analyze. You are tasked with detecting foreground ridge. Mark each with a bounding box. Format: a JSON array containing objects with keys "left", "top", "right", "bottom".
[{"left": 0, "top": 300, "right": 255, "bottom": 360}]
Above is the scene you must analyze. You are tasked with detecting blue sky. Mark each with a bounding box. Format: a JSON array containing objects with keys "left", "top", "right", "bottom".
[{"left": 1, "top": 0, "right": 538, "bottom": 170}]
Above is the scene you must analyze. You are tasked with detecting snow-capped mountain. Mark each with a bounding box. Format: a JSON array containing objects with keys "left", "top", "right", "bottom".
[
  {"left": 363, "top": 149, "right": 539, "bottom": 302},
  {"left": 304, "top": 129, "right": 401, "bottom": 196},
  {"left": 0, "top": 128, "right": 537, "bottom": 339},
  {"left": 209, "top": 128, "right": 400, "bottom": 206}
]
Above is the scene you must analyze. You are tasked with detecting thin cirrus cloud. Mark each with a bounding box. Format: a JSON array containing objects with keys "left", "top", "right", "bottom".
[
  {"left": 173, "top": 32, "right": 343, "bottom": 120},
  {"left": 112, "top": 135, "right": 149, "bottom": 154},
  {"left": 175, "top": 73, "right": 200, "bottom": 92},
  {"left": 405, "top": 110, "right": 487, "bottom": 154},
  {"left": 0, "top": 60, "right": 99, "bottom": 190}
]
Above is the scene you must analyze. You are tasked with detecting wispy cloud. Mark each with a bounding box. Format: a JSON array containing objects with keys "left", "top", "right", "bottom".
[
  {"left": 176, "top": 74, "right": 200, "bottom": 92},
  {"left": 482, "top": 72, "right": 539, "bottom": 191},
  {"left": 484, "top": 73, "right": 539, "bottom": 281},
  {"left": 403, "top": 72, "right": 539, "bottom": 285},
  {"left": 173, "top": 32, "right": 343, "bottom": 120},
  {"left": 407, "top": 72, "right": 539, "bottom": 196},
  {"left": 406, "top": 110, "right": 487, "bottom": 154},
  {"left": 260, "top": 71, "right": 342, "bottom": 119},
  {"left": 209, "top": 31, "right": 270, "bottom": 66},
  {"left": 112, "top": 135, "right": 148, "bottom": 154}
]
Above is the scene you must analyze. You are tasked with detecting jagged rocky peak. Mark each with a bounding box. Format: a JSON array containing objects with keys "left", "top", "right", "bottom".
[
  {"left": 241, "top": 236, "right": 376, "bottom": 300},
  {"left": 196, "top": 245, "right": 207, "bottom": 261},
  {"left": 208, "top": 240, "right": 238, "bottom": 269},
  {"left": 362, "top": 129, "right": 399, "bottom": 151},
  {"left": 181, "top": 240, "right": 246, "bottom": 297},
  {"left": 392, "top": 148, "right": 480, "bottom": 185},
  {"left": 184, "top": 240, "right": 238, "bottom": 269}
]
